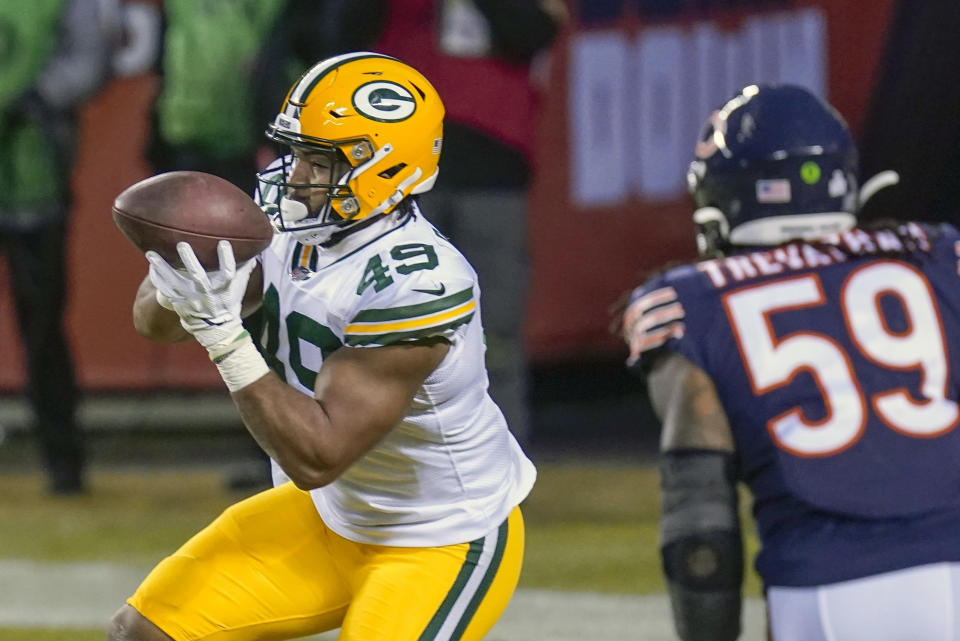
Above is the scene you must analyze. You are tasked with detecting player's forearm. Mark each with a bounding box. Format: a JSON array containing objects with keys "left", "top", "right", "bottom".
[
  {"left": 132, "top": 276, "right": 190, "bottom": 342},
  {"left": 230, "top": 373, "right": 347, "bottom": 490}
]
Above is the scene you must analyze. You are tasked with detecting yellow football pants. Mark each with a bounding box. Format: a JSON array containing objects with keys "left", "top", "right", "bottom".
[{"left": 128, "top": 482, "right": 525, "bottom": 641}]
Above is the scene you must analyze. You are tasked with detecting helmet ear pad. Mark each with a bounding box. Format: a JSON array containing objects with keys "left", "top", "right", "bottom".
[{"left": 692, "top": 207, "right": 730, "bottom": 258}]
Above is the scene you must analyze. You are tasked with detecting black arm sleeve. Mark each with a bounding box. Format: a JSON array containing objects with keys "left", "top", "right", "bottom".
[{"left": 659, "top": 449, "right": 743, "bottom": 641}]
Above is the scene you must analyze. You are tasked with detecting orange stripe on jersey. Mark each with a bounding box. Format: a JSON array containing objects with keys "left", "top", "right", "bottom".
[
  {"left": 624, "top": 292, "right": 687, "bottom": 363},
  {"left": 623, "top": 286, "right": 679, "bottom": 334},
  {"left": 635, "top": 301, "right": 685, "bottom": 334},
  {"left": 635, "top": 323, "right": 686, "bottom": 354},
  {"left": 631, "top": 286, "right": 678, "bottom": 314}
]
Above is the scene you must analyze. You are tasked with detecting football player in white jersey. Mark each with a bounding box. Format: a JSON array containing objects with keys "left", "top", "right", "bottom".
[{"left": 110, "top": 52, "right": 536, "bottom": 641}]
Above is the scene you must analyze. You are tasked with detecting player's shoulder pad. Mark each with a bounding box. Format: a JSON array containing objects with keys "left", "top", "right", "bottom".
[{"left": 345, "top": 258, "right": 478, "bottom": 348}]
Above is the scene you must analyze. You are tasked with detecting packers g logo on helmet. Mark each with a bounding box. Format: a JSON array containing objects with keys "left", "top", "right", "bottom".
[
  {"left": 258, "top": 52, "right": 445, "bottom": 246},
  {"left": 353, "top": 81, "right": 416, "bottom": 122}
]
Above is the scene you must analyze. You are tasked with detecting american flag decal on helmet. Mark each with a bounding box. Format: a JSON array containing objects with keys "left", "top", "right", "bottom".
[{"left": 622, "top": 286, "right": 685, "bottom": 365}]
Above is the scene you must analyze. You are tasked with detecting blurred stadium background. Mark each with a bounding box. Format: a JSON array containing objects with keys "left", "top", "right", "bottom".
[{"left": 3, "top": 0, "right": 960, "bottom": 638}]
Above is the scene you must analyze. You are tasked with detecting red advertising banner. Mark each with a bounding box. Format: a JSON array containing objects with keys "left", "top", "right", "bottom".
[
  {"left": 525, "top": 0, "right": 895, "bottom": 360},
  {"left": 0, "top": 0, "right": 895, "bottom": 390}
]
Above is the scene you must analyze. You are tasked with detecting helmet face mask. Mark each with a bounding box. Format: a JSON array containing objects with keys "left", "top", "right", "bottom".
[
  {"left": 688, "top": 84, "right": 859, "bottom": 257},
  {"left": 257, "top": 52, "right": 444, "bottom": 246},
  {"left": 268, "top": 145, "right": 359, "bottom": 237}
]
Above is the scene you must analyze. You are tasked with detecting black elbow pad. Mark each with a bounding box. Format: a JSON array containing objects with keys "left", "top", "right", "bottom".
[{"left": 661, "top": 530, "right": 743, "bottom": 591}]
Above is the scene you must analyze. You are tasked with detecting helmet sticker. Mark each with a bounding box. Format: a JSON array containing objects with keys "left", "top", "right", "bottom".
[
  {"left": 800, "top": 161, "right": 821, "bottom": 184},
  {"left": 353, "top": 81, "right": 416, "bottom": 122},
  {"left": 828, "top": 169, "right": 848, "bottom": 197},
  {"left": 756, "top": 179, "right": 792, "bottom": 203}
]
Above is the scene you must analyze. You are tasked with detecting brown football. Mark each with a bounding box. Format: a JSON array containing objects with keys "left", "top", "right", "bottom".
[{"left": 112, "top": 171, "right": 274, "bottom": 269}]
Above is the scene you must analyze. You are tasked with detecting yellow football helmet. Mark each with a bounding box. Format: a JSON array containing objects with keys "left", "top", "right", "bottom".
[{"left": 258, "top": 52, "right": 445, "bottom": 245}]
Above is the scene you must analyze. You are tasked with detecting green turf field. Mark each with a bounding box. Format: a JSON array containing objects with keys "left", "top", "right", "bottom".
[{"left": 0, "top": 459, "right": 761, "bottom": 639}]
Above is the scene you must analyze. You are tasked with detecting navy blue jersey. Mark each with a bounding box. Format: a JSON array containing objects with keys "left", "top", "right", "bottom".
[{"left": 627, "top": 223, "right": 960, "bottom": 587}]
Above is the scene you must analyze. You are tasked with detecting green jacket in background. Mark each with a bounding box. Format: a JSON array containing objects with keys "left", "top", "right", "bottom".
[
  {"left": 0, "top": 0, "right": 67, "bottom": 216},
  {"left": 157, "top": 0, "right": 288, "bottom": 161}
]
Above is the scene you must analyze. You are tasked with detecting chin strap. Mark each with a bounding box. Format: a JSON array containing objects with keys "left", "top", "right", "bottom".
[
  {"left": 279, "top": 197, "right": 310, "bottom": 223},
  {"left": 368, "top": 167, "right": 423, "bottom": 218}
]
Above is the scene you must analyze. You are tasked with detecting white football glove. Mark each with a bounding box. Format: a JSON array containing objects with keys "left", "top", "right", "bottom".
[{"left": 146, "top": 241, "right": 269, "bottom": 391}]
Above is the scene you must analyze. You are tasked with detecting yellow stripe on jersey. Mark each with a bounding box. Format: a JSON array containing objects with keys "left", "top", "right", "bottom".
[
  {"left": 345, "top": 300, "right": 476, "bottom": 346},
  {"left": 345, "top": 286, "right": 476, "bottom": 346}
]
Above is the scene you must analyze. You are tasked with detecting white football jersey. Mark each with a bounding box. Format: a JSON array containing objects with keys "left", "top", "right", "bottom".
[{"left": 256, "top": 200, "right": 536, "bottom": 547}]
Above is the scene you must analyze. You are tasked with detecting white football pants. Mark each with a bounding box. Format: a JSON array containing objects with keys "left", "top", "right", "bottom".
[{"left": 767, "top": 562, "right": 960, "bottom": 641}]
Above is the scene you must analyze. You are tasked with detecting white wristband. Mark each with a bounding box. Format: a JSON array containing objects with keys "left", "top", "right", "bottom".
[{"left": 210, "top": 331, "right": 271, "bottom": 392}]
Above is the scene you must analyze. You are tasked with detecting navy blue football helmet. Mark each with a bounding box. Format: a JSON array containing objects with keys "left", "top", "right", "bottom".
[{"left": 687, "top": 84, "right": 859, "bottom": 257}]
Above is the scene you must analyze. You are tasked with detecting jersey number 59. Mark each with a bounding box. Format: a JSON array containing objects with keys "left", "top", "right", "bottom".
[{"left": 723, "top": 260, "right": 959, "bottom": 457}]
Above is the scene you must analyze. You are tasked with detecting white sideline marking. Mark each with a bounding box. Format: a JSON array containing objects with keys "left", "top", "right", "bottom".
[{"left": 0, "top": 560, "right": 767, "bottom": 640}]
